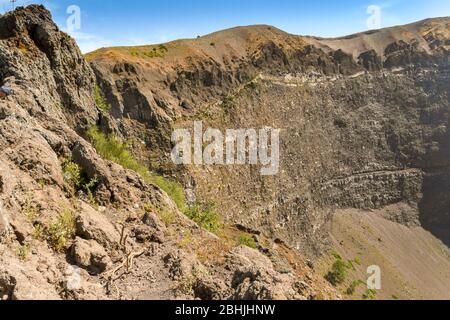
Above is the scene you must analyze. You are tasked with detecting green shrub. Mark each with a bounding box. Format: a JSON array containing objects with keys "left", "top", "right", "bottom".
[
  {"left": 157, "top": 208, "right": 177, "bottom": 226},
  {"left": 149, "top": 174, "right": 186, "bottom": 212},
  {"left": 237, "top": 234, "right": 257, "bottom": 249},
  {"left": 63, "top": 161, "right": 82, "bottom": 192},
  {"left": 129, "top": 48, "right": 139, "bottom": 57},
  {"left": 48, "top": 209, "right": 76, "bottom": 253},
  {"left": 83, "top": 175, "right": 99, "bottom": 206},
  {"left": 325, "top": 255, "right": 357, "bottom": 287},
  {"left": 185, "top": 202, "right": 220, "bottom": 234},
  {"left": 62, "top": 160, "right": 98, "bottom": 204},
  {"left": 326, "top": 258, "right": 349, "bottom": 286},
  {"left": 142, "top": 50, "right": 164, "bottom": 58},
  {"left": 129, "top": 45, "right": 168, "bottom": 59},
  {"left": 87, "top": 126, "right": 150, "bottom": 178},
  {"left": 94, "top": 85, "right": 110, "bottom": 112},
  {"left": 16, "top": 244, "right": 31, "bottom": 261},
  {"left": 21, "top": 196, "right": 39, "bottom": 222},
  {"left": 145, "top": 203, "right": 177, "bottom": 226},
  {"left": 158, "top": 44, "right": 168, "bottom": 52},
  {"left": 346, "top": 280, "right": 364, "bottom": 295},
  {"left": 363, "top": 289, "right": 378, "bottom": 300},
  {"left": 33, "top": 224, "right": 44, "bottom": 240},
  {"left": 325, "top": 253, "right": 362, "bottom": 287},
  {"left": 331, "top": 251, "right": 342, "bottom": 260},
  {"left": 178, "top": 230, "right": 194, "bottom": 248}
]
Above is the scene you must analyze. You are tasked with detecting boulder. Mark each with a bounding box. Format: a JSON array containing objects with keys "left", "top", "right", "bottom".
[
  {"left": 133, "top": 225, "right": 165, "bottom": 244},
  {"left": 163, "top": 250, "right": 206, "bottom": 281},
  {"left": 226, "top": 246, "right": 300, "bottom": 300},
  {"left": 142, "top": 211, "right": 165, "bottom": 231},
  {"left": 0, "top": 264, "right": 60, "bottom": 300},
  {"left": 62, "top": 265, "right": 108, "bottom": 300},
  {"left": 75, "top": 203, "right": 120, "bottom": 249},
  {"left": 193, "top": 277, "right": 229, "bottom": 300},
  {"left": 71, "top": 237, "right": 112, "bottom": 274}
]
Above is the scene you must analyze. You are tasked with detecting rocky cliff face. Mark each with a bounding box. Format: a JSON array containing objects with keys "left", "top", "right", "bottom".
[
  {"left": 89, "top": 18, "right": 450, "bottom": 252},
  {"left": 0, "top": 5, "right": 338, "bottom": 301},
  {"left": 87, "top": 16, "right": 450, "bottom": 299},
  {"left": 1, "top": 5, "right": 449, "bottom": 301},
  {"left": 0, "top": 5, "right": 97, "bottom": 131}
]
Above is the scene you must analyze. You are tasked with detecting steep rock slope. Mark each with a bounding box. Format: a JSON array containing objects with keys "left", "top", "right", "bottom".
[
  {"left": 316, "top": 209, "right": 450, "bottom": 300},
  {"left": 0, "top": 5, "right": 337, "bottom": 301},
  {"left": 89, "top": 17, "right": 450, "bottom": 298},
  {"left": 89, "top": 19, "right": 450, "bottom": 245}
]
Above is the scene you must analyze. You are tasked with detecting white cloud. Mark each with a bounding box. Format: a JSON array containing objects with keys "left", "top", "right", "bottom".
[
  {"left": 0, "top": 0, "right": 58, "bottom": 15},
  {"left": 0, "top": 0, "right": 14, "bottom": 13},
  {"left": 66, "top": 30, "right": 114, "bottom": 53}
]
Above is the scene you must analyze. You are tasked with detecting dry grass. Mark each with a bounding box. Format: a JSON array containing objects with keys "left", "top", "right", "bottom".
[{"left": 47, "top": 209, "right": 76, "bottom": 253}]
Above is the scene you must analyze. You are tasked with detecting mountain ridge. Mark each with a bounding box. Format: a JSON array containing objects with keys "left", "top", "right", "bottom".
[
  {"left": 86, "top": 16, "right": 450, "bottom": 61},
  {"left": 85, "top": 17, "right": 450, "bottom": 52}
]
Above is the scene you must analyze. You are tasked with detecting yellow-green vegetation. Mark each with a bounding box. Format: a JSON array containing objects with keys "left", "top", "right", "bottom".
[
  {"left": 16, "top": 244, "right": 31, "bottom": 261},
  {"left": 83, "top": 175, "right": 99, "bottom": 207},
  {"left": 185, "top": 201, "right": 220, "bottom": 234},
  {"left": 18, "top": 43, "right": 29, "bottom": 55},
  {"left": 62, "top": 160, "right": 98, "bottom": 205},
  {"left": 346, "top": 279, "right": 364, "bottom": 295},
  {"left": 87, "top": 127, "right": 225, "bottom": 233},
  {"left": 128, "top": 44, "right": 168, "bottom": 58},
  {"left": 157, "top": 208, "right": 177, "bottom": 227},
  {"left": 145, "top": 203, "right": 177, "bottom": 226},
  {"left": 326, "top": 257, "right": 350, "bottom": 286},
  {"left": 94, "top": 85, "right": 110, "bottom": 112},
  {"left": 33, "top": 224, "right": 44, "bottom": 240},
  {"left": 87, "top": 127, "right": 150, "bottom": 178},
  {"left": 311, "top": 293, "right": 326, "bottom": 301},
  {"left": 87, "top": 126, "right": 187, "bottom": 211},
  {"left": 38, "top": 179, "right": 47, "bottom": 189},
  {"left": 363, "top": 289, "right": 378, "bottom": 300},
  {"left": 353, "top": 256, "right": 362, "bottom": 266},
  {"left": 325, "top": 253, "right": 360, "bottom": 287},
  {"left": 21, "top": 195, "right": 39, "bottom": 222},
  {"left": 21, "top": 196, "right": 46, "bottom": 242},
  {"left": 48, "top": 209, "right": 76, "bottom": 253},
  {"left": 63, "top": 161, "right": 82, "bottom": 193},
  {"left": 237, "top": 233, "right": 257, "bottom": 249},
  {"left": 150, "top": 174, "right": 187, "bottom": 212},
  {"left": 178, "top": 230, "right": 194, "bottom": 248}
]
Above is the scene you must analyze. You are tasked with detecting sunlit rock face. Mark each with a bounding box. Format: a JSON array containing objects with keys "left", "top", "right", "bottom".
[{"left": 90, "top": 18, "right": 450, "bottom": 254}]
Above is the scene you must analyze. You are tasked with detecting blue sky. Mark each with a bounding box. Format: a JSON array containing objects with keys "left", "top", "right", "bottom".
[{"left": 1, "top": 0, "right": 450, "bottom": 53}]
